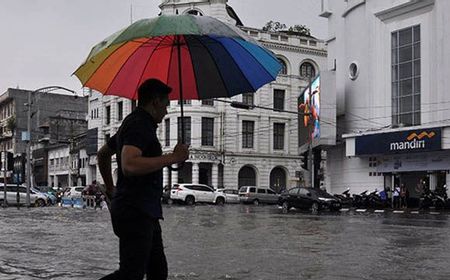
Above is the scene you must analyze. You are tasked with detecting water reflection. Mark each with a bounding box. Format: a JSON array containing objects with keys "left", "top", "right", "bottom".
[{"left": 0, "top": 206, "right": 449, "bottom": 279}]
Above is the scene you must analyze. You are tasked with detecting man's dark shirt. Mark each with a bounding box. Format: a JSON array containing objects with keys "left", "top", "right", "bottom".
[{"left": 107, "top": 107, "right": 163, "bottom": 219}]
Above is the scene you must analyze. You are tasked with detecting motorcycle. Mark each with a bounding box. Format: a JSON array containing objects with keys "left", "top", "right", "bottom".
[
  {"left": 352, "top": 190, "right": 368, "bottom": 208},
  {"left": 334, "top": 188, "right": 353, "bottom": 208},
  {"left": 419, "top": 188, "right": 435, "bottom": 209}
]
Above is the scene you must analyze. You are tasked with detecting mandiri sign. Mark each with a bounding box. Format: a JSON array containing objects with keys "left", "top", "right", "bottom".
[{"left": 355, "top": 128, "right": 442, "bottom": 155}]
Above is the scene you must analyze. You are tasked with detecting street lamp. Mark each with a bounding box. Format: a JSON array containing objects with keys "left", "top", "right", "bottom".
[{"left": 25, "top": 86, "right": 76, "bottom": 207}]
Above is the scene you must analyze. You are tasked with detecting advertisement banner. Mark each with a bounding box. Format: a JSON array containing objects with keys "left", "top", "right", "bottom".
[{"left": 355, "top": 128, "right": 442, "bottom": 155}]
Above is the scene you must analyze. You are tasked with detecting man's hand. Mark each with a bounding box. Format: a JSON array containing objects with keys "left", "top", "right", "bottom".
[{"left": 172, "top": 143, "right": 189, "bottom": 163}]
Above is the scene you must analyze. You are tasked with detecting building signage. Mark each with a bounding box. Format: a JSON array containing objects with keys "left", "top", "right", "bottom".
[{"left": 355, "top": 128, "right": 442, "bottom": 155}]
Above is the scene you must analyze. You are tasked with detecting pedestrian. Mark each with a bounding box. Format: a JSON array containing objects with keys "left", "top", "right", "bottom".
[
  {"left": 97, "top": 78, "right": 189, "bottom": 280},
  {"left": 393, "top": 184, "right": 400, "bottom": 208},
  {"left": 400, "top": 183, "right": 407, "bottom": 208}
]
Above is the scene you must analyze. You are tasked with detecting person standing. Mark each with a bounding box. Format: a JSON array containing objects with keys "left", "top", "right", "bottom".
[
  {"left": 400, "top": 183, "right": 408, "bottom": 208},
  {"left": 98, "top": 78, "right": 189, "bottom": 280},
  {"left": 393, "top": 185, "right": 400, "bottom": 208}
]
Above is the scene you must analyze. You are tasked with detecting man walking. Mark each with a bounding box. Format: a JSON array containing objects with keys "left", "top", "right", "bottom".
[{"left": 97, "top": 78, "right": 189, "bottom": 280}]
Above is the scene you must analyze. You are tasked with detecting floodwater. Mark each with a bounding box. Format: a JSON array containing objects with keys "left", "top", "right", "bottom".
[{"left": 0, "top": 205, "right": 449, "bottom": 280}]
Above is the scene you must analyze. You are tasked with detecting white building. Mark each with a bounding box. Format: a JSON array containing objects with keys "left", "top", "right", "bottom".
[
  {"left": 90, "top": 0, "right": 327, "bottom": 192},
  {"left": 320, "top": 0, "right": 450, "bottom": 205}
]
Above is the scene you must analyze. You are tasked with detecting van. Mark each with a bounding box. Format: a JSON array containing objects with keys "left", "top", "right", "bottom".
[
  {"left": 238, "top": 186, "right": 279, "bottom": 205},
  {"left": 0, "top": 184, "right": 48, "bottom": 207}
]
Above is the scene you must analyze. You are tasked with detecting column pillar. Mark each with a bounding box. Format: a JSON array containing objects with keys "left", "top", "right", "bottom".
[
  {"left": 192, "top": 162, "right": 199, "bottom": 184},
  {"left": 171, "top": 164, "right": 178, "bottom": 185},
  {"left": 163, "top": 167, "right": 169, "bottom": 187},
  {"left": 54, "top": 175, "right": 59, "bottom": 189},
  {"left": 429, "top": 173, "right": 437, "bottom": 191},
  {"left": 212, "top": 163, "right": 219, "bottom": 189}
]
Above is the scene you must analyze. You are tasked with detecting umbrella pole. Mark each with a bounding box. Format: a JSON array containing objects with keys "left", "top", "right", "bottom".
[{"left": 177, "top": 35, "right": 185, "bottom": 145}]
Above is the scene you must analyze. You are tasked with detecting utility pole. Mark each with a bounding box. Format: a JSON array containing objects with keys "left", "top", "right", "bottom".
[
  {"left": 68, "top": 137, "right": 72, "bottom": 188},
  {"left": 25, "top": 86, "right": 76, "bottom": 207},
  {"left": 25, "top": 90, "right": 32, "bottom": 207}
]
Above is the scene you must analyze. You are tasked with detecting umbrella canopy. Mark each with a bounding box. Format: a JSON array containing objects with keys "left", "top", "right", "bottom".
[{"left": 74, "top": 15, "right": 282, "bottom": 101}]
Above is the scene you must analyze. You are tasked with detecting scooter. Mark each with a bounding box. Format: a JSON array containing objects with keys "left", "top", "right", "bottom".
[
  {"left": 419, "top": 189, "right": 435, "bottom": 209},
  {"left": 366, "top": 190, "right": 385, "bottom": 209},
  {"left": 334, "top": 188, "right": 353, "bottom": 208},
  {"left": 352, "top": 190, "right": 368, "bottom": 208}
]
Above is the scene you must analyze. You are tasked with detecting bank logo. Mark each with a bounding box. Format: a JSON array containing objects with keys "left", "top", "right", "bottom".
[
  {"left": 390, "top": 131, "right": 436, "bottom": 151},
  {"left": 406, "top": 131, "right": 436, "bottom": 141}
]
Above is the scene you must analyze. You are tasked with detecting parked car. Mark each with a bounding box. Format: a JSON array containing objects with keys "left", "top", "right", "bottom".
[
  {"left": 64, "top": 186, "right": 85, "bottom": 198},
  {"left": 238, "top": 186, "right": 279, "bottom": 205},
  {"left": 0, "top": 184, "right": 48, "bottom": 207},
  {"left": 170, "top": 183, "right": 225, "bottom": 205},
  {"left": 161, "top": 185, "right": 173, "bottom": 204},
  {"left": 278, "top": 187, "right": 342, "bottom": 214},
  {"left": 217, "top": 189, "right": 239, "bottom": 204},
  {"left": 34, "top": 186, "right": 57, "bottom": 205}
]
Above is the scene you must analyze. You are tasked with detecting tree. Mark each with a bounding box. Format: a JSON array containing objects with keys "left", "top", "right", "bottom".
[
  {"left": 262, "top": 21, "right": 287, "bottom": 32},
  {"left": 287, "top": 25, "right": 311, "bottom": 36},
  {"left": 6, "top": 116, "right": 16, "bottom": 135}
]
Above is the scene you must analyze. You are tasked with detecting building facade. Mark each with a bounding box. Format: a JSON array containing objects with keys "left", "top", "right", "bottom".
[
  {"left": 0, "top": 88, "right": 87, "bottom": 185},
  {"left": 320, "top": 0, "right": 450, "bottom": 205},
  {"left": 91, "top": 0, "right": 327, "bottom": 192}
]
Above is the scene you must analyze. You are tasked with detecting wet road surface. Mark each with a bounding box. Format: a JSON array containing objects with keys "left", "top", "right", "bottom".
[{"left": 1, "top": 205, "right": 449, "bottom": 280}]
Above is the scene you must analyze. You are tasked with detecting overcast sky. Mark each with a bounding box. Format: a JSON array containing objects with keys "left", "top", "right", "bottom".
[{"left": 0, "top": 0, "right": 327, "bottom": 94}]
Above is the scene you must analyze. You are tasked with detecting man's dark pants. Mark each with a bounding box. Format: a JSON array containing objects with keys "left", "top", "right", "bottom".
[{"left": 100, "top": 207, "right": 168, "bottom": 280}]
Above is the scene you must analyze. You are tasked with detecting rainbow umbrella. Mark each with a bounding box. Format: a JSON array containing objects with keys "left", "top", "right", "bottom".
[{"left": 74, "top": 15, "right": 281, "bottom": 140}]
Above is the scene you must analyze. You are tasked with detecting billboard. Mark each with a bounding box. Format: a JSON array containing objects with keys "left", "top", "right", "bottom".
[{"left": 298, "top": 75, "right": 320, "bottom": 147}]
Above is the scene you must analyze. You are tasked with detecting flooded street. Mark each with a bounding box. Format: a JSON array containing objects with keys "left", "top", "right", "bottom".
[{"left": 1, "top": 205, "right": 450, "bottom": 280}]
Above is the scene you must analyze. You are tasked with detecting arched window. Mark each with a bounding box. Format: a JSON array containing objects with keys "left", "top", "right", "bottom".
[
  {"left": 187, "top": 10, "right": 203, "bottom": 16},
  {"left": 238, "top": 166, "right": 256, "bottom": 187},
  {"left": 270, "top": 167, "right": 287, "bottom": 193},
  {"left": 278, "top": 58, "right": 287, "bottom": 75},
  {"left": 300, "top": 62, "right": 316, "bottom": 78}
]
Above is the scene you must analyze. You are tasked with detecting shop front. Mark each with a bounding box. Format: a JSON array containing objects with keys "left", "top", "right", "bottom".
[{"left": 349, "top": 127, "right": 450, "bottom": 207}]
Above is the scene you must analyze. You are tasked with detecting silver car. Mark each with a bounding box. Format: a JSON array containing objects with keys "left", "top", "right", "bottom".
[
  {"left": 238, "top": 186, "right": 279, "bottom": 205},
  {"left": 0, "top": 184, "right": 48, "bottom": 207},
  {"left": 218, "top": 189, "right": 239, "bottom": 204}
]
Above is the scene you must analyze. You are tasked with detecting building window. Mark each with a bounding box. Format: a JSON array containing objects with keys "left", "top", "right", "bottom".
[
  {"left": 242, "top": 120, "right": 254, "bottom": 149},
  {"left": 117, "top": 101, "right": 123, "bottom": 121},
  {"left": 201, "top": 118, "right": 214, "bottom": 146},
  {"left": 187, "top": 10, "right": 203, "bottom": 16},
  {"left": 273, "top": 89, "right": 285, "bottom": 111},
  {"left": 392, "top": 25, "right": 421, "bottom": 127},
  {"left": 202, "top": 99, "right": 214, "bottom": 106},
  {"left": 105, "top": 105, "right": 111, "bottom": 125},
  {"left": 369, "top": 157, "right": 377, "bottom": 167},
  {"left": 300, "top": 62, "right": 316, "bottom": 78},
  {"left": 177, "top": 117, "right": 191, "bottom": 145},
  {"left": 165, "top": 119, "right": 170, "bottom": 147},
  {"left": 242, "top": 93, "right": 254, "bottom": 106},
  {"left": 178, "top": 100, "right": 191, "bottom": 105},
  {"left": 273, "top": 123, "right": 285, "bottom": 150},
  {"left": 105, "top": 133, "right": 110, "bottom": 144},
  {"left": 278, "top": 58, "right": 287, "bottom": 75}
]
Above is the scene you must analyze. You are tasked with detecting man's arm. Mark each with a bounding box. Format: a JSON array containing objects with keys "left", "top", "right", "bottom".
[
  {"left": 121, "top": 143, "right": 189, "bottom": 177},
  {"left": 97, "top": 143, "right": 116, "bottom": 200}
]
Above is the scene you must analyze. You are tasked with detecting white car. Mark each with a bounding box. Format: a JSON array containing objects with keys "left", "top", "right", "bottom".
[
  {"left": 64, "top": 186, "right": 85, "bottom": 198},
  {"left": 217, "top": 189, "right": 240, "bottom": 204},
  {"left": 0, "top": 184, "right": 48, "bottom": 207},
  {"left": 170, "top": 183, "right": 225, "bottom": 205}
]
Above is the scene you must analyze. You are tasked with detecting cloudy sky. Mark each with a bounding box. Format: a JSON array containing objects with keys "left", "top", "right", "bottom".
[{"left": 0, "top": 0, "right": 327, "bottom": 94}]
